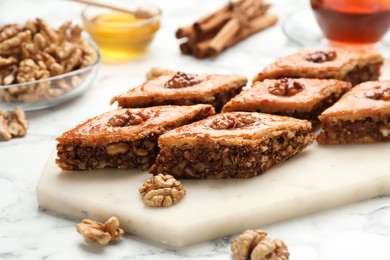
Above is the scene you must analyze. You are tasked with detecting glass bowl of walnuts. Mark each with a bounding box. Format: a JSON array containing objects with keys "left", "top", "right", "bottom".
[{"left": 0, "top": 19, "right": 100, "bottom": 111}]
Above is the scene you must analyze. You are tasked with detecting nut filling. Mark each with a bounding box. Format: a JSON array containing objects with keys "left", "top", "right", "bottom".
[
  {"left": 268, "top": 78, "right": 304, "bottom": 96},
  {"left": 56, "top": 136, "right": 159, "bottom": 170},
  {"left": 317, "top": 117, "right": 390, "bottom": 144},
  {"left": 344, "top": 62, "right": 382, "bottom": 86},
  {"left": 150, "top": 130, "right": 314, "bottom": 179},
  {"left": 164, "top": 71, "right": 203, "bottom": 88},
  {"left": 304, "top": 50, "right": 337, "bottom": 63}
]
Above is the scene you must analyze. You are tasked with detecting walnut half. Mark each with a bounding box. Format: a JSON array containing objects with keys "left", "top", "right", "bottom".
[
  {"left": 139, "top": 174, "right": 186, "bottom": 207},
  {"left": 231, "top": 230, "right": 289, "bottom": 260},
  {"left": 268, "top": 78, "right": 304, "bottom": 97},
  {"left": 164, "top": 71, "right": 202, "bottom": 88},
  {"left": 304, "top": 50, "right": 337, "bottom": 63},
  {"left": 209, "top": 113, "right": 257, "bottom": 130},
  {"left": 0, "top": 106, "right": 28, "bottom": 141},
  {"left": 365, "top": 86, "right": 390, "bottom": 101},
  {"left": 76, "top": 216, "right": 124, "bottom": 245}
]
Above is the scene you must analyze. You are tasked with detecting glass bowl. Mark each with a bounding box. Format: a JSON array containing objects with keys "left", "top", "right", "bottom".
[
  {"left": 0, "top": 39, "right": 100, "bottom": 111},
  {"left": 81, "top": 3, "right": 161, "bottom": 62},
  {"left": 282, "top": 9, "right": 390, "bottom": 53}
]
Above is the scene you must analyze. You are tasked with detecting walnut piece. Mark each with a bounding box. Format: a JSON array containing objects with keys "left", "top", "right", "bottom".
[
  {"left": 108, "top": 111, "right": 149, "bottom": 127},
  {"left": 365, "top": 86, "right": 390, "bottom": 101},
  {"left": 268, "top": 78, "right": 304, "bottom": 96},
  {"left": 304, "top": 50, "right": 337, "bottom": 63},
  {"left": 0, "top": 19, "right": 96, "bottom": 104},
  {"left": 0, "top": 106, "right": 28, "bottom": 141},
  {"left": 139, "top": 174, "right": 186, "bottom": 207},
  {"left": 76, "top": 216, "right": 124, "bottom": 245},
  {"left": 231, "top": 230, "right": 289, "bottom": 260},
  {"left": 0, "top": 56, "right": 17, "bottom": 67},
  {"left": 164, "top": 71, "right": 203, "bottom": 88},
  {"left": 209, "top": 113, "right": 257, "bottom": 130}
]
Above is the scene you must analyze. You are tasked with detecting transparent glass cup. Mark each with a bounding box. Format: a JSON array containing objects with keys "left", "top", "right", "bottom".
[
  {"left": 82, "top": 4, "right": 161, "bottom": 63},
  {"left": 310, "top": 0, "right": 390, "bottom": 48}
]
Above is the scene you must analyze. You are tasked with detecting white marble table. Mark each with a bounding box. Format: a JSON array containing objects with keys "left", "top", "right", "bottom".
[{"left": 1, "top": 0, "right": 390, "bottom": 259}]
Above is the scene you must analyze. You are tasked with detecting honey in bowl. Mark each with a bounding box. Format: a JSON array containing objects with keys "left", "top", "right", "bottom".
[
  {"left": 82, "top": 5, "right": 161, "bottom": 62},
  {"left": 310, "top": 0, "right": 390, "bottom": 47}
]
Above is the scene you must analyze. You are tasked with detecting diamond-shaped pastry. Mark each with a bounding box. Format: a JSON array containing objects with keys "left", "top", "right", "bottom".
[
  {"left": 255, "top": 49, "right": 383, "bottom": 86},
  {"left": 223, "top": 78, "right": 351, "bottom": 124},
  {"left": 149, "top": 112, "right": 314, "bottom": 179},
  {"left": 317, "top": 81, "right": 390, "bottom": 144},
  {"left": 110, "top": 71, "right": 247, "bottom": 111},
  {"left": 56, "top": 104, "right": 215, "bottom": 170}
]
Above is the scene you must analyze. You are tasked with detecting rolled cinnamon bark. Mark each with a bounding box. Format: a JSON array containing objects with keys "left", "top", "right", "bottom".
[{"left": 176, "top": 0, "right": 277, "bottom": 59}]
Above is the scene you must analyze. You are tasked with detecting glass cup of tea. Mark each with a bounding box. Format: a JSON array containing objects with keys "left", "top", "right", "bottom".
[{"left": 310, "top": 0, "right": 390, "bottom": 48}]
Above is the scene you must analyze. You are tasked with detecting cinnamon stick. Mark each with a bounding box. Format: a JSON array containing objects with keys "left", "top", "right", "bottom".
[
  {"left": 209, "top": 14, "right": 278, "bottom": 55},
  {"left": 176, "top": 0, "right": 278, "bottom": 59},
  {"left": 177, "top": 1, "right": 238, "bottom": 39},
  {"left": 179, "top": 42, "right": 192, "bottom": 54},
  {"left": 208, "top": 18, "right": 241, "bottom": 54},
  {"left": 176, "top": 25, "right": 194, "bottom": 39},
  {"left": 193, "top": 39, "right": 213, "bottom": 59},
  {"left": 194, "top": 12, "right": 232, "bottom": 35}
]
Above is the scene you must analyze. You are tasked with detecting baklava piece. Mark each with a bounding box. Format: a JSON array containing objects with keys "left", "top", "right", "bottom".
[
  {"left": 317, "top": 81, "right": 390, "bottom": 144},
  {"left": 149, "top": 112, "right": 314, "bottom": 179},
  {"left": 222, "top": 78, "right": 351, "bottom": 125},
  {"left": 110, "top": 71, "right": 247, "bottom": 111},
  {"left": 254, "top": 49, "right": 383, "bottom": 86},
  {"left": 56, "top": 105, "right": 215, "bottom": 171}
]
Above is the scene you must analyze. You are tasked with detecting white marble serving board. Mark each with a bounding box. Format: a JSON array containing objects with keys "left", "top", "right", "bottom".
[{"left": 36, "top": 142, "right": 390, "bottom": 247}]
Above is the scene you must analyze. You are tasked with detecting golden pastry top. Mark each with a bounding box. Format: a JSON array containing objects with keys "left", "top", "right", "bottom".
[
  {"left": 110, "top": 73, "right": 247, "bottom": 106},
  {"left": 160, "top": 112, "right": 312, "bottom": 146},
  {"left": 57, "top": 104, "right": 215, "bottom": 146},
  {"left": 255, "top": 49, "right": 384, "bottom": 81},
  {"left": 320, "top": 81, "right": 390, "bottom": 120},
  {"left": 222, "top": 78, "right": 351, "bottom": 113}
]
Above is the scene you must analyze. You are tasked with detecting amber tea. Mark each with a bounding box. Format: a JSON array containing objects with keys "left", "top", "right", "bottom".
[{"left": 311, "top": 0, "right": 390, "bottom": 46}]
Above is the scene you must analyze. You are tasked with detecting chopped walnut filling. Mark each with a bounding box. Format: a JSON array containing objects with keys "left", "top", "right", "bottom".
[
  {"left": 209, "top": 113, "right": 257, "bottom": 129},
  {"left": 304, "top": 50, "right": 337, "bottom": 63},
  {"left": 164, "top": 71, "right": 203, "bottom": 88},
  {"left": 317, "top": 117, "right": 390, "bottom": 144},
  {"left": 365, "top": 86, "right": 390, "bottom": 101},
  {"left": 56, "top": 136, "right": 158, "bottom": 170},
  {"left": 139, "top": 174, "right": 186, "bottom": 207},
  {"left": 268, "top": 78, "right": 304, "bottom": 96},
  {"left": 231, "top": 230, "right": 289, "bottom": 260},
  {"left": 76, "top": 216, "right": 124, "bottom": 245},
  {"left": 150, "top": 130, "right": 314, "bottom": 179},
  {"left": 108, "top": 111, "right": 149, "bottom": 127}
]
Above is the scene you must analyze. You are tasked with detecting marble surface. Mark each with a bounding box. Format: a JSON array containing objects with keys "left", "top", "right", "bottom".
[{"left": 1, "top": 0, "right": 390, "bottom": 259}]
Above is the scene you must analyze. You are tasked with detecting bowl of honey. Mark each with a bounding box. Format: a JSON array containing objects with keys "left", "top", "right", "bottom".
[{"left": 82, "top": 3, "right": 161, "bottom": 62}]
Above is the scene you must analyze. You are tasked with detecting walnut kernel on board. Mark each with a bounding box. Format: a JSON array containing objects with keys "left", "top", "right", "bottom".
[
  {"left": 139, "top": 174, "right": 186, "bottom": 207},
  {"left": 76, "top": 216, "right": 124, "bottom": 245},
  {"left": 231, "top": 230, "right": 289, "bottom": 260}
]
